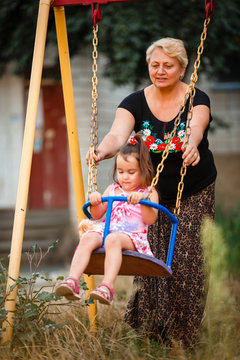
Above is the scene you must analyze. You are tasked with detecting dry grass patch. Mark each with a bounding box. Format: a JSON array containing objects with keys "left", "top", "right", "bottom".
[{"left": 1, "top": 216, "right": 240, "bottom": 359}]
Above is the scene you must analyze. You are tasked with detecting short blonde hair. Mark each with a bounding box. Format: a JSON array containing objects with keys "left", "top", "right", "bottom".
[{"left": 146, "top": 37, "right": 188, "bottom": 68}]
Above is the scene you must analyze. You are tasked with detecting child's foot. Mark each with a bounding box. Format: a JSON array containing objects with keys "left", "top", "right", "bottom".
[
  {"left": 90, "top": 282, "right": 114, "bottom": 305},
  {"left": 55, "top": 276, "right": 81, "bottom": 300}
]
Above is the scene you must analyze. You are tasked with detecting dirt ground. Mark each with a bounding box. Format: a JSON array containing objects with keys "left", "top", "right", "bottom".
[{"left": 214, "top": 154, "right": 240, "bottom": 210}]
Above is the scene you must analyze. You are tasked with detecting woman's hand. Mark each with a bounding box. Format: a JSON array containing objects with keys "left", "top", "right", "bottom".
[
  {"left": 89, "top": 191, "right": 102, "bottom": 206},
  {"left": 181, "top": 143, "right": 200, "bottom": 166},
  {"left": 86, "top": 108, "right": 135, "bottom": 165},
  {"left": 181, "top": 104, "right": 210, "bottom": 167},
  {"left": 86, "top": 149, "right": 103, "bottom": 166}
]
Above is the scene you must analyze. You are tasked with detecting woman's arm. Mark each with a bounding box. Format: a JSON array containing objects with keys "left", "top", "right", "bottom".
[
  {"left": 182, "top": 104, "right": 210, "bottom": 166},
  {"left": 86, "top": 108, "right": 135, "bottom": 164}
]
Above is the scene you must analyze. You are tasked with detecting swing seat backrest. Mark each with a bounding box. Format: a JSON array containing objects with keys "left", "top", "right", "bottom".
[{"left": 82, "top": 196, "right": 178, "bottom": 277}]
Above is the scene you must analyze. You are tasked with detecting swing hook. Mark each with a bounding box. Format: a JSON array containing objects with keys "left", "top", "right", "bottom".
[
  {"left": 91, "top": 3, "right": 102, "bottom": 26},
  {"left": 205, "top": 0, "right": 214, "bottom": 19}
]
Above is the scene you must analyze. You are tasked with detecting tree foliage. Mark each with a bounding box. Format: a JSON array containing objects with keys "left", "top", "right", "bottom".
[{"left": 0, "top": 0, "right": 239, "bottom": 86}]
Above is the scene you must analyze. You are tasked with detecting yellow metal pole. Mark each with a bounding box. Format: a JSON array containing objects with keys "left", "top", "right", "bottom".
[
  {"left": 53, "top": 6, "right": 98, "bottom": 329},
  {"left": 1, "top": 0, "right": 51, "bottom": 344}
]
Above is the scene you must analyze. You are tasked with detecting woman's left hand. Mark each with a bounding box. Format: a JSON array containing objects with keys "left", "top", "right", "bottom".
[{"left": 181, "top": 143, "right": 200, "bottom": 166}]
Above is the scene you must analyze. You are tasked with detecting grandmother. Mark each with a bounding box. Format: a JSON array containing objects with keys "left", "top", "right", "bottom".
[{"left": 88, "top": 37, "right": 217, "bottom": 348}]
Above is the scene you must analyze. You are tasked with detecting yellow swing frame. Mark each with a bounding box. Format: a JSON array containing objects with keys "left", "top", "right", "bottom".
[{"left": 1, "top": 0, "right": 96, "bottom": 344}]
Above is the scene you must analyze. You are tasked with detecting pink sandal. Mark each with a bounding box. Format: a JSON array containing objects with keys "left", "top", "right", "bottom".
[
  {"left": 90, "top": 282, "right": 114, "bottom": 305},
  {"left": 55, "top": 276, "right": 81, "bottom": 300}
]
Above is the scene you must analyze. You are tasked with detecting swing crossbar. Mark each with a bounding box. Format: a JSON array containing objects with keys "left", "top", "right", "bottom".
[
  {"left": 83, "top": 196, "right": 178, "bottom": 277},
  {"left": 51, "top": 0, "right": 138, "bottom": 7}
]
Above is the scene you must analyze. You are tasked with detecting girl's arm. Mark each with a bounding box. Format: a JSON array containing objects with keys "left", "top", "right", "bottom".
[
  {"left": 127, "top": 188, "right": 159, "bottom": 225},
  {"left": 86, "top": 108, "right": 135, "bottom": 164},
  {"left": 140, "top": 188, "right": 159, "bottom": 225},
  {"left": 89, "top": 185, "right": 111, "bottom": 220},
  {"left": 182, "top": 105, "right": 210, "bottom": 166}
]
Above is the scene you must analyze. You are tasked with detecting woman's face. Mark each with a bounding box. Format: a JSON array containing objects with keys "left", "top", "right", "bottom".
[{"left": 148, "top": 47, "right": 185, "bottom": 89}]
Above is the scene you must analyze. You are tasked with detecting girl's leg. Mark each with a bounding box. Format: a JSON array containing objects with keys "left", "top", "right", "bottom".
[
  {"left": 102, "top": 233, "right": 135, "bottom": 288},
  {"left": 55, "top": 232, "right": 102, "bottom": 299},
  {"left": 68, "top": 232, "right": 102, "bottom": 282}
]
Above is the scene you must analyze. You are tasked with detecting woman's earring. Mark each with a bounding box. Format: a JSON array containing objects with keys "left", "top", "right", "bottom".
[{"left": 179, "top": 75, "right": 184, "bottom": 80}]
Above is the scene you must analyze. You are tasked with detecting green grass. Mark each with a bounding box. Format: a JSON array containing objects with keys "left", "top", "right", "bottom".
[{"left": 215, "top": 205, "right": 240, "bottom": 277}]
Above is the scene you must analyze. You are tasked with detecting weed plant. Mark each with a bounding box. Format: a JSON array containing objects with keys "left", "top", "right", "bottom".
[{"left": 0, "top": 241, "right": 91, "bottom": 349}]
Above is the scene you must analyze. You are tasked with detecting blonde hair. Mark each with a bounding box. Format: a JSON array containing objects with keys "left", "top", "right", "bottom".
[{"left": 146, "top": 37, "right": 188, "bottom": 68}]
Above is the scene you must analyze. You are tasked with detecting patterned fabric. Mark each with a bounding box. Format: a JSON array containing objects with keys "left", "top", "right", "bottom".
[
  {"left": 124, "top": 182, "right": 215, "bottom": 348},
  {"left": 141, "top": 120, "right": 186, "bottom": 153},
  {"left": 85, "top": 183, "right": 154, "bottom": 257}
]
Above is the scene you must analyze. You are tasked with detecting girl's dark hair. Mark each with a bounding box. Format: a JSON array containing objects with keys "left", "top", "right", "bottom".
[{"left": 113, "top": 132, "right": 154, "bottom": 187}]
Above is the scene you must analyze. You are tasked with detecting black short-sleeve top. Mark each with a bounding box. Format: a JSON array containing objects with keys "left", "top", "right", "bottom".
[{"left": 118, "top": 88, "right": 217, "bottom": 203}]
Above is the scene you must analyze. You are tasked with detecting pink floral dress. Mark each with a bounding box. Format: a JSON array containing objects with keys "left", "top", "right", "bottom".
[{"left": 84, "top": 183, "right": 154, "bottom": 257}]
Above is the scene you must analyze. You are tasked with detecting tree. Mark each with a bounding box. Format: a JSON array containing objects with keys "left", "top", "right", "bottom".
[{"left": 0, "top": 0, "right": 239, "bottom": 86}]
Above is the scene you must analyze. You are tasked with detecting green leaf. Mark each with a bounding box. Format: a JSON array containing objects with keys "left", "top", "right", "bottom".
[
  {"left": 86, "top": 297, "right": 94, "bottom": 305},
  {"left": 23, "top": 308, "right": 39, "bottom": 319},
  {"left": 56, "top": 276, "right": 64, "bottom": 281},
  {"left": 48, "top": 239, "right": 59, "bottom": 250},
  {"left": 9, "top": 284, "right": 17, "bottom": 292},
  {"left": 31, "top": 243, "right": 38, "bottom": 251},
  {"left": 81, "top": 281, "right": 89, "bottom": 291},
  {"left": 37, "top": 291, "right": 54, "bottom": 302}
]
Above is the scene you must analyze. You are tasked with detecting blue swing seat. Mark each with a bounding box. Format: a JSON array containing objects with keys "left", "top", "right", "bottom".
[{"left": 82, "top": 196, "right": 178, "bottom": 277}]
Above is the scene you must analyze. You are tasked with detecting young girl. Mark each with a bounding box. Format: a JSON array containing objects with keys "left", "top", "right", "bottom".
[{"left": 55, "top": 133, "right": 158, "bottom": 305}]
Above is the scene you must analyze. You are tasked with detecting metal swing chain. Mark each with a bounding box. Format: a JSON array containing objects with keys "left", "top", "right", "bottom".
[
  {"left": 175, "top": 16, "right": 210, "bottom": 215},
  {"left": 148, "top": 17, "right": 211, "bottom": 217},
  {"left": 148, "top": 90, "right": 190, "bottom": 198},
  {"left": 87, "top": 24, "right": 99, "bottom": 197}
]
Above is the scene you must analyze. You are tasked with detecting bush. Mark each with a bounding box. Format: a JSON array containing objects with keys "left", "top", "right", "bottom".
[{"left": 0, "top": 241, "right": 91, "bottom": 347}]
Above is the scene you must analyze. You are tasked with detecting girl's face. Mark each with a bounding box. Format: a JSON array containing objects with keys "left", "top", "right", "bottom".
[
  {"left": 116, "top": 154, "right": 142, "bottom": 192},
  {"left": 148, "top": 47, "right": 185, "bottom": 89}
]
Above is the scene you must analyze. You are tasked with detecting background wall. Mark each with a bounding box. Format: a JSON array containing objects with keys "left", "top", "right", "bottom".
[
  {"left": 0, "top": 71, "right": 24, "bottom": 208},
  {"left": 200, "top": 76, "right": 240, "bottom": 210}
]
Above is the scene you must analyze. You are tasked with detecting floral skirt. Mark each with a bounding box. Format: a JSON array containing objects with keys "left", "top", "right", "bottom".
[{"left": 124, "top": 182, "right": 215, "bottom": 348}]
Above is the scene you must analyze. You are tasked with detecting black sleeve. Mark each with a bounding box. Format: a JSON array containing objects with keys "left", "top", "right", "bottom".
[
  {"left": 193, "top": 88, "right": 210, "bottom": 108},
  {"left": 193, "top": 88, "right": 212, "bottom": 123},
  {"left": 118, "top": 90, "right": 144, "bottom": 131},
  {"left": 118, "top": 90, "right": 143, "bottom": 118}
]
